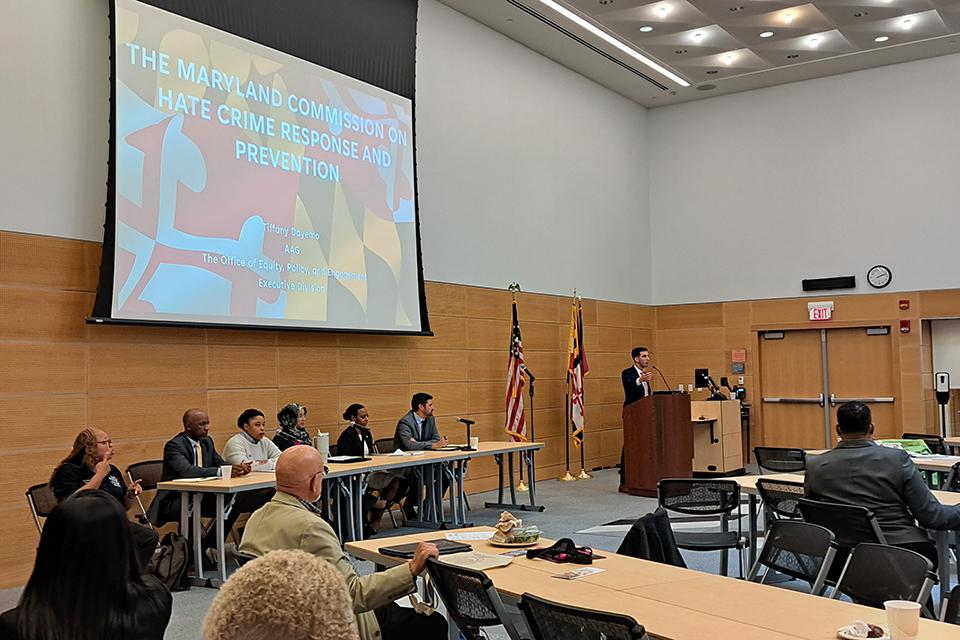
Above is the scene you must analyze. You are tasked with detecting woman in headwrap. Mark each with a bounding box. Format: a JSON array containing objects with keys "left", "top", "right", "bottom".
[{"left": 273, "top": 403, "right": 312, "bottom": 451}]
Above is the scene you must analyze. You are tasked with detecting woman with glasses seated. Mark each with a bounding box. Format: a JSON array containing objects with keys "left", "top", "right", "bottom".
[
  {"left": 49, "top": 428, "right": 159, "bottom": 571},
  {"left": 0, "top": 490, "right": 172, "bottom": 640}
]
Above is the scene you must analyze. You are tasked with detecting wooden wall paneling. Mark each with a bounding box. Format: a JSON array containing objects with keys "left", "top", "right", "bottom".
[
  {"left": 655, "top": 328, "right": 726, "bottom": 353},
  {"left": 561, "top": 297, "right": 597, "bottom": 326},
  {"left": 420, "top": 382, "right": 468, "bottom": 417},
  {"left": 596, "top": 301, "right": 631, "bottom": 328},
  {"left": 517, "top": 292, "right": 561, "bottom": 323},
  {"left": 88, "top": 343, "right": 205, "bottom": 391},
  {"left": 338, "top": 347, "right": 409, "bottom": 386},
  {"left": 597, "top": 325, "right": 632, "bottom": 353},
  {"left": 207, "top": 328, "right": 278, "bottom": 346},
  {"left": 530, "top": 407, "right": 567, "bottom": 438},
  {"left": 337, "top": 384, "right": 411, "bottom": 426},
  {"left": 515, "top": 321, "right": 563, "bottom": 352},
  {"left": 583, "top": 377, "right": 624, "bottom": 406},
  {"left": 0, "top": 288, "right": 92, "bottom": 342},
  {"left": 630, "top": 328, "right": 653, "bottom": 349},
  {"left": 0, "top": 504, "right": 38, "bottom": 588},
  {"left": 409, "top": 349, "right": 468, "bottom": 384},
  {"left": 277, "top": 345, "right": 339, "bottom": 387},
  {"left": 206, "top": 388, "right": 280, "bottom": 434},
  {"left": 629, "top": 305, "right": 653, "bottom": 328},
  {"left": 88, "top": 390, "right": 207, "bottom": 441},
  {"left": 466, "top": 350, "right": 504, "bottom": 382},
  {"left": 207, "top": 345, "right": 278, "bottom": 389},
  {"left": 423, "top": 282, "right": 467, "bottom": 317},
  {"left": 656, "top": 303, "right": 723, "bottom": 329},
  {"left": 464, "top": 287, "right": 513, "bottom": 321},
  {"left": 414, "top": 316, "right": 466, "bottom": 350},
  {"left": 522, "top": 350, "right": 568, "bottom": 381},
  {"left": 0, "top": 395, "right": 87, "bottom": 454},
  {"left": 86, "top": 324, "right": 206, "bottom": 344},
  {"left": 0, "top": 232, "right": 100, "bottom": 291},
  {"left": 467, "top": 381, "right": 509, "bottom": 414},
  {"left": 0, "top": 344, "right": 86, "bottom": 394},
  {"left": 920, "top": 290, "right": 960, "bottom": 318},
  {"left": 278, "top": 385, "right": 345, "bottom": 428},
  {"left": 587, "top": 352, "right": 626, "bottom": 379}
]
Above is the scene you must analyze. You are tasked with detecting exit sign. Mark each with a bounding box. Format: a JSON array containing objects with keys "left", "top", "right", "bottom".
[{"left": 808, "top": 301, "right": 834, "bottom": 321}]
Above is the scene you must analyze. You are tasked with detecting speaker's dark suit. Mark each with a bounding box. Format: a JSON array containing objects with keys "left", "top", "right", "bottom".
[
  {"left": 393, "top": 411, "right": 446, "bottom": 516},
  {"left": 621, "top": 366, "right": 650, "bottom": 406}
]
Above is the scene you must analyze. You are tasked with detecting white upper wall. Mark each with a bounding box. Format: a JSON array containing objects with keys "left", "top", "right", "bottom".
[
  {"left": 0, "top": 0, "right": 652, "bottom": 304},
  {"left": 648, "top": 53, "right": 960, "bottom": 305}
]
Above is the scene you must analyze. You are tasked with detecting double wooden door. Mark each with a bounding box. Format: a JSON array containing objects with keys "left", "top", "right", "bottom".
[{"left": 759, "top": 327, "right": 896, "bottom": 449}]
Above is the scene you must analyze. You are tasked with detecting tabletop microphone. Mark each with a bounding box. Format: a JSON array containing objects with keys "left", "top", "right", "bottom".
[
  {"left": 519, "top": 364, "right": 536, "bottom": 381},
  {"left": 651, "top": 365, "right": 672, "bottom": 390},
  {"left": 457, "top": 417, "right": 476, "bottom": 426}
]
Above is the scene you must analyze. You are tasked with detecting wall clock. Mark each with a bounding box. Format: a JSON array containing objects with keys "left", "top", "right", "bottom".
[{"left": 867, "top": 265, "right": 892, "bottom": 289}]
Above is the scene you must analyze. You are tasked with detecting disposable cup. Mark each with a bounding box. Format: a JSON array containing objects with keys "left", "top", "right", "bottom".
[{"left": 884, "top": 600, "right": 920, "bottom": 640}]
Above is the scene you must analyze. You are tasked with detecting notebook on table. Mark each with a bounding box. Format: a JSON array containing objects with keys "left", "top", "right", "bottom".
[{"left": 379, "top": 539, "right": 472, "bottom": 559}]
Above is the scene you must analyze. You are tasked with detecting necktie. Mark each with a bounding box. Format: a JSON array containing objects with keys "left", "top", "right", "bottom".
[{"left": 195, "top": 441, "right": 203, "bottom": 467}]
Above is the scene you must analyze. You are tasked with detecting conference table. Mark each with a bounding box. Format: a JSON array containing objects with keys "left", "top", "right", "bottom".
[
  {"left": 346, "top": 527, "right": 960, "bottom": 640},
  {"left": 730, "top": 471, "right": 960, "bottom": 607},
  {"left": 946, "top": 436, "right": 960, "bottom": 454},
  {"left": 157, "top": 440, "right": 544, "bottom": 584}
]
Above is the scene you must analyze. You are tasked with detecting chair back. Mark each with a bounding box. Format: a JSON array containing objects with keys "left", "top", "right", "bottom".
[
  {"left": 519, "top": 592, "right": 648, "bottom": 640},
  {"left": 797, "top": 498, "right": 886, "bottom": 584},
  {"left": 902, "top": 432, "right": 946, "bottom": 455},
  {"left": 617, "top": 507, "right": 686, "bottom": 568},
  {"left": 833, "top": 543, "right": 935, "bottom": 609},
  {"left": 942, "top": 461, "right": 960, "bottom": 493},
  {"left": 748, "top": 519, "right": 835, "bottom": 594},
  {"left": 329, "top": 444, "right": 338, "bottom": 457},
  {"left": 657, "top": 479, "right": 741, "bottom": 517},
  {"left": 756, "top": 478, "right": 804, "bottom": 519},
  {"left": 941, "top": 584, "right": 960, "bottom": 625},
  {"left": 26, "top": 483, "right": 58, "bottom": 534},
  {"left": 426, "top": 558, "right": 523, "bottom": 640},
  {"left": 753, "top": 447, "right": 806, "bottom": 474},
  {"left": 126, "top": 460, "right": 163, "bottom": 491},
  {"left": 373, "top": 438, "right": 394, "bottom": 454}
]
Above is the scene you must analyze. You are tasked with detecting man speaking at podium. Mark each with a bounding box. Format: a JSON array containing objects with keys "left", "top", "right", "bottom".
[{"left": 619, "top": 347, "right": 654, "bottom": 490}]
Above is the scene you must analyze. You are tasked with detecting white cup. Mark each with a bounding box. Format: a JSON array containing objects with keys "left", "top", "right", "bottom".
[
  {"left": 469, "top": 436, "right": 479, "bottom": 449},
  {"left": 220, "top": 464, "right": 233, "bottom": 480},
  {"left": 884, "top": 600, "right": 921, "bottom": 640}
]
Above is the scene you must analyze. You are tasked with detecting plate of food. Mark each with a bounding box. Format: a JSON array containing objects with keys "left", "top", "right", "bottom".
[
  {"left": 489, "top": 511, "right": 541, "bottom": 547},
  {"left": 836, "top": 621, "right": 888, "bottom": 640}
]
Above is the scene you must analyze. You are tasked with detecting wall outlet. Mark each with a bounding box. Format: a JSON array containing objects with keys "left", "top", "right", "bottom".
[
  {"left": 687, "top": 384, "right": 693, "bottom": 392},
  {"left": 738, "top": 376, "right": 744, "bottom": 385}
]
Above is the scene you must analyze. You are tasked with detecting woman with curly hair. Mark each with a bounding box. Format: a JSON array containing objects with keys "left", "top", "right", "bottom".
[
  {"left": 49, "top": 428, "right": 158, "bottom": 571},
  {"left": 273, "top": 403, "right": 312, "bottom": 451},
  {"left": 202, "top": 549, "right": 359, "bottom": 640}
]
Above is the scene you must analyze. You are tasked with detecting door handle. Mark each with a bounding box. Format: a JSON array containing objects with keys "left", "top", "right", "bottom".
[
  {"left": 830, "top": 396, "right": 894, "bottom": 405},
  {"left": 761, "top": 395, "right": 824, "bottom": 405}
]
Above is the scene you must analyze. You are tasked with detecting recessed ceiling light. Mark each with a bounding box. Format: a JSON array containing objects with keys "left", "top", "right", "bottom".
[
  {"left": 692, "top": 32, "right": 705, "bottom": 42},
  {"left": 760, "top": 31, "right": 774, "bottom": 38},
  {"left": 723, "top": 53, "right": 736, "bottom": 65},
  {"left": 808, "top": 36, "right": 821, "bottom": 47},
  {"left": 784, "top": 13, "right": 794, "bottom": 24},
  {"left": 875, "top": 35, "right": 889, "bottom": 42},
  {"left": 639, "top": 25, "right": 654, "bottom": 32},
  {"left": 901, "top": 17, "right": 913, "bottom": 29},
  {"left": 657, "top": 5, "right": 672, "bottom": 17},
  {"left": 533, "top": 1, "right": 689, "bottom": 87}
]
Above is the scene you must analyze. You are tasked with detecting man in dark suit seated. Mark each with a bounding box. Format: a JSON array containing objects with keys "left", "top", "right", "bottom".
[
  {"left": 150, "top": 409, "right": 266, "bottom": 563},
  {"left": 619, "top": 347, "right": 654, "bottom": 490},
  {"left": 394, "top": 393, "right": 449, "bottom": 519},
  {"left": 805, "top": 401, "right": 960, "bottom": 569}
]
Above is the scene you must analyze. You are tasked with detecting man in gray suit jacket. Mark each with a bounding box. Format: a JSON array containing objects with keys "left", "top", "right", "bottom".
[
  {"left": 805, "top": 401, "right": 960, "bottom": 569},
  {"left": 394, "top": 393, "right": 449, "bottom": 518}
]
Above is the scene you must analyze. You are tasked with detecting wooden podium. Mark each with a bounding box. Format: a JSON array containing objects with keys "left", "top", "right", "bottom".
[{"left": 621, "top": 393, "right": 693, "bottom": 497}]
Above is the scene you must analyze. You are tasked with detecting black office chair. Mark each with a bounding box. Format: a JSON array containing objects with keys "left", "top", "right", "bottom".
[
  {"left": 25, "top": 483, "right": 58, "bottom": 534},
  {"left": 941, "top": 584, "right": 960, "bottom": 625},
  {"left": 747, "top": 519, "right": 836, "bottom": 594},
  {"left": 753, "top": 447, "right": 806, "bottom": 474},
  {"left": 657, "top": 479, "right": 746, "bottom": 577},
  {"left": 617, "top": 507, "right": 686, "bottom": 568},
  {"left": 426, "top": 558, "right": 524, "bottom": 640},
  {"left": 126, "top": 460, "right": 164, "bottom": 527},
  {"left": 371, "top": 438, "right": 404, "bottom": 527},
  {"left": 519, "top": 592, "right": 648, "bottom": 640},
  {"left": 942, "top": 461, "right": 960, "bottom": 492},
  {"left": 797, "top": 498, "right": 885, "bottom": 585},
  {"left": 832, "top": 543, "right": 935, "bottom": 612},
  {"left": 756, "top": 478, "right": 804, "bottom": 520}
]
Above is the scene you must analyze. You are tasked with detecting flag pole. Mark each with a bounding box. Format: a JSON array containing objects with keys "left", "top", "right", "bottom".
[
  {"left": 576, "top": 294, "right": 592, "bottom": 480},
  {"left": 559, "top": 290, "right": 577, "bottom": 482},
  {"left": 510, "top": 285, "right": 529, "bottom": 493}
]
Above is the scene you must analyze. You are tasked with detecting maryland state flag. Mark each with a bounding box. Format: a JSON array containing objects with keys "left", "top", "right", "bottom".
[
  {"left": 567, "top": 298, "right": 589, "bottom": 447},
  {"left": 504, "top": 299, "right": 527, "bottom": 441}
]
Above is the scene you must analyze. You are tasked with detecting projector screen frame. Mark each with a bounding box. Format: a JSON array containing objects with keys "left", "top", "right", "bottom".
[{"left": 91, "top": 0, "right": 432, "bottom": 336}]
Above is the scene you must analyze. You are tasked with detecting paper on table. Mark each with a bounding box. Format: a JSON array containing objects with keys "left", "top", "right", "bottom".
[
  {"left": 445, "top": 531, "right": 494, "bottom": 541},
  {"left": 384, "top": 450, "right": 426, "bottom": 456},
  {"left": 438, "top": 552, "right": 513, "bottom": 571},
  {"left": 553, "top": 567, "right": 605, "bottom": 580},
  {"left": 172, "top": 476, "right": 220, "bottom": 483}
]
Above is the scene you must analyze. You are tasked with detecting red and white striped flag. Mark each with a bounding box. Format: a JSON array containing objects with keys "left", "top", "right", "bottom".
[
  {"left": 567, "top": 297, "right": 589, "bottom": 448},
  {"left": 504, "top": 299, "right": 527, "bottom": 441}
]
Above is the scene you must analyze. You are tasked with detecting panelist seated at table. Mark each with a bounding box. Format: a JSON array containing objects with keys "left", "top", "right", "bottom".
[
  {"left": 273, "top": 402, "right": 312, "bottom": 451},
  {"left": 338, "top": 403, "right": 406, "bottom": 537},
  {"left": 393, "top": 393, "right": 450, "bottom": 520},
  {"left": 49, "top": 428, "right": 158, "bottom": 572},
  {"left": 149, "top": 409, "right": 261, "bottom": 563},
  {"left": 805, "top": 401, "right": 960, "bottom": 569},
  {"left": 223, "top": 408, "right": 282, "bottom": 471},
  {"left": 239, "top": 446, "right": 448, "bottom": 640}
]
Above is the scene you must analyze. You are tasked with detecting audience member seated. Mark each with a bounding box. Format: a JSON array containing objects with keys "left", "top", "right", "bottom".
[
  {"left": 393, "top": 392, "right": 449, "bottom": 520},
  {"left": 49, "top": 428, "right": 158, "bottom": 571},
  {"left": 203, "top": 549, "right": 359, "bottom": 640},
  {"left": 806, "top": 401, "right": 960, "bottom": 569},
  {"left": 150, "top": 409, "right": 261, "bottom": 562},
  {"left": 223, "top": 408, "right": 282, "bottom": 471},
  {"left": 273, "top": 402, "right": 312, "bottom": 450},
  {"left": 239, "top": 447, "right": 448, "bottom": 640},
  {"left": 0, "top": 491, "right": 172, "bottom": 640},
  {"left": 337, "top": 403, "right": 406, "bottom": 537}
]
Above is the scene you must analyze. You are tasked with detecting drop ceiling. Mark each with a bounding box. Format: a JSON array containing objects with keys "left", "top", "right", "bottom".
[{"left": 437, "top": 0, "right": 960, "bottom": 105}]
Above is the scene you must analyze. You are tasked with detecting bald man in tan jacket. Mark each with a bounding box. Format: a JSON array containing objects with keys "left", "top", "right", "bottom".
[{"left": 239, "top": 446, "right": 447, "bottom": 640}]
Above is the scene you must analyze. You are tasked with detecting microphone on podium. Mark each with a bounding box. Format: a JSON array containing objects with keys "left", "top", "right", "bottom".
[{"left": 651, "top": 365, "right": 672, "bottom": 390}]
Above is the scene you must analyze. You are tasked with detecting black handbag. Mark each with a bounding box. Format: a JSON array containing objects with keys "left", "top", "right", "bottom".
[{"left": 526, "top": 538, "right": 595, "bottom": 564}]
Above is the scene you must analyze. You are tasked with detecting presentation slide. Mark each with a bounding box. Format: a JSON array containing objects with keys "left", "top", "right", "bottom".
[{"left": 111, "top": 0, "right": 424, "bottom": 332}]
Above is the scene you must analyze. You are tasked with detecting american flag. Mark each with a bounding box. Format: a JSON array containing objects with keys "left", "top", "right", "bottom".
[
  {"left": 504, "top": 299, "right": 527, "bottom": 441},
  {"left": 567, "top": 298, "right": 589, "bottom": 448}
]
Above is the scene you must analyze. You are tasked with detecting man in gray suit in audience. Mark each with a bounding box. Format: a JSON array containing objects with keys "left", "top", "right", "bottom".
[
  {"left": 805, "top": 400, "right": 960, "bottom": 570},
  {"left": 394, "top": 392, "right": 449, "bottom": 519}
]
